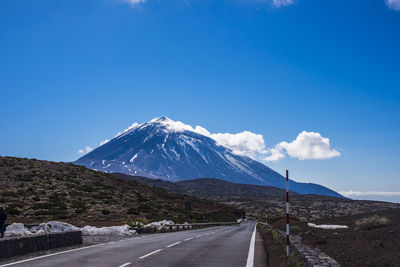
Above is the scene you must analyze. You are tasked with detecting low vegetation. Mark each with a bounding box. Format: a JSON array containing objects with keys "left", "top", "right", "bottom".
[
  {"left": 355, "top": 215, "right": 390, "bottom": 230},
  {"left": 266, "top": 208, "right": 400, "bottom": 267},
  {"left": 114, "top": 173, "right": 400, "bottom": 222},
  {"left": 0, "top": 156, "right": 238, "bottom": 226},
  {"left": 257, "top": 223, "right": 306, "bottom": 267}
]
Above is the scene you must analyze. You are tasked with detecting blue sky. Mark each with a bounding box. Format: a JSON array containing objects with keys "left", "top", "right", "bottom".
[{"left": 1, "top": 0, "right": 400, "bottom": 202}]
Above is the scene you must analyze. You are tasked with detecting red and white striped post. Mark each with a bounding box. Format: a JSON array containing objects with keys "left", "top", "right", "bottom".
[{"left": 286, "top": 170, "right": 290, "bottom": 256}]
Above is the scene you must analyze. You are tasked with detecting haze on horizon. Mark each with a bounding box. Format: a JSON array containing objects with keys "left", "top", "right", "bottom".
[{"left": 1, "top": 0, "right": 399, "bottom": 203}]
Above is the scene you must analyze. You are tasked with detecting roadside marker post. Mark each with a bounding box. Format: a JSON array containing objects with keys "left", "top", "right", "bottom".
[{"left": 286, "top": 170, "right": 290, "bottom": 257}]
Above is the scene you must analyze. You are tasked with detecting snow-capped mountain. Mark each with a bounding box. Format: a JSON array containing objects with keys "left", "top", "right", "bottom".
[{"left": 74, "top": 117, "right": 342, "bottom": 197}]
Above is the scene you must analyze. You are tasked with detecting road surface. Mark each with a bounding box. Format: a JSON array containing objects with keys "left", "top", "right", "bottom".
[{"left": 0, "top": 221, "right": 266, "bottom": 267}]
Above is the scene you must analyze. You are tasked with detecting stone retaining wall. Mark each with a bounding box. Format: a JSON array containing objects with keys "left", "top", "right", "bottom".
[
  {"left": 0, "top": 231, "right": 82, "bottom": 260},
  {"left": 274, "top": 228, "right": 341, "bottom": 267}
]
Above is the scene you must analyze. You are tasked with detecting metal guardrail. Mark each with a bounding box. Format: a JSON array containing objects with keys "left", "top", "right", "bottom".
[{"left": 161, "top": 221, "right": 242, "bottom": 231}]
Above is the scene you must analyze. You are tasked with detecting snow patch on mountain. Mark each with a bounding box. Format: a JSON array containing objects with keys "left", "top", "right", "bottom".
[{"left": 130, "top": 153, "right": 138, "bottom": 163}]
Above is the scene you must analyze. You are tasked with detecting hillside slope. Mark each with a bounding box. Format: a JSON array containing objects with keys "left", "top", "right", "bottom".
[{"left": 0, "top": 156, "right": 238, "bottom": 226}]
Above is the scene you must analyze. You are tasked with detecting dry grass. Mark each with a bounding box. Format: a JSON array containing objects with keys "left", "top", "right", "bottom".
[
  {"left": 355, "top": 215, "right": 390, "bottom": 230},
  {"left": 0, "top": 156, "right": 238, "bottom": 226}
]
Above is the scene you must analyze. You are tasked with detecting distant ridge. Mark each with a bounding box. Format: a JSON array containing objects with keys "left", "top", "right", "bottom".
[
  {"left": 75, "top": 116, "right": 343, "bottom": 198},
  {"left": 113, "top": 173, "right": 295, "bottom": 198}
]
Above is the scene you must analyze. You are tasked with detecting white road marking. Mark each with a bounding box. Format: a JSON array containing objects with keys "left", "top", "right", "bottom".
[
  {"left": 119, "top": 263, "right": 131, "bottom": 267},
  {"left": 166, "top": 241, "right": 182, "bottom": 248},
  {"left": 184, "top": 237, "right": 194, "bottom": 241},
  {"left": 195, "top": 235, "right": 203, "bottom": 238},
  {"left": 245, "top": 223, "right": 257, "bottom": 267},
  {"left": 204, "top": 233, "right": 210, "bottom": 236},
  {"left": 139, "top": 249, "right": 162, "bottom": 259},
  {"left": 0, "top": 243, "right": 105, "bottom": 267}
]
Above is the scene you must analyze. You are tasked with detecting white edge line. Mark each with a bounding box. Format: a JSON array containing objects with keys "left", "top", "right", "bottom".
[
  {"left": 139, "top": 249, "right": 162, "bottom": 259},
  {"left": 0, "top": 243, "right": 105, "bottom": 267},
  {"left": 245, "top": 223, "right": 257, "bottom": 267},
  {"left": 166, "top": 241, "right": 182, "bottom": 248},
  {"left": 119, "top": 263, "right": 131, "bottom": 267}
]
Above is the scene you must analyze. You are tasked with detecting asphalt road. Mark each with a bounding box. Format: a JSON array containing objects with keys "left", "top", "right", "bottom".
[{"left": 0, "top": 221, "right": 266, "bottom": 267}]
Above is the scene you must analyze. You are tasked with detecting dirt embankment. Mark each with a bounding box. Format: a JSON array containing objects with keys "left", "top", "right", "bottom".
[
  {"left": 269, "top": 208, "right": 400, "bottom": 267},
  {"left": 257, "top": 223, "right": 305, "bottom": 267}
]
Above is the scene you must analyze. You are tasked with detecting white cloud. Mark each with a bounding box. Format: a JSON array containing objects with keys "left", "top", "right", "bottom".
[
  {"left": 263, "top": 147, "right": 285, "bottom": 162},
  {"left": 100, "top": 139, "right": 110, "bottom": 146},
  {"left": 276, "top": 131, "right": 340, "bottom": 160},
  {"left": 98, "top": 117, "right": 340, "bottom": 163},
  {"left": 121, "top": 0, "right": 147, "bottom": 6},
  {"left": 386, "top": 0, "right": 400, "bottom": 11},
  {"left": 192, "top": 125, "right": 211, "bottom": 136},
  {"left": 148, "top": 117, "right": 268, "bottom": 159},
  {"left": 339, "top": 191, "right": 400, "bottom": 197},
  {"left": 118, "top": 0, "right": 294, "bottom": 8},
  {"left": 272, "top": 0, "right": 294, "bottom": 7},
  {"left": 190, "top": 126, "right": 339, "bottom": 162},
  {"left": 210, "top": 131, "right": 267, "bottom": 158},
  {"left": 78, "top": 146, "right": 93, "bottom": 155}
]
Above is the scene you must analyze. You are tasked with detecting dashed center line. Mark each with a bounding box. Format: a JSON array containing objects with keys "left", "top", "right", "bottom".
[
  {"left": 119, "top": 263, "right": 131, "bottom": 267},
  {"left": 139, "top": 249, "right": 163, "bottom": 259},
  {"left": 0, "top": 243, "right": 105, "bottom": 267},
  {"left": 195, "top": 235, "right": 203, "bottom": 238},
  {"left": 166, "top": 241, "right": 182, "bottom": 248},
  {"left": 184, "top": 237, "right": 194, "bottom": 241}
]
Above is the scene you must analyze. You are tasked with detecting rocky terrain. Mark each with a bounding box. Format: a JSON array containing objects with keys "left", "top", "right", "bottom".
[
  {"left": 114, "top": 173, "right": 400, "bottom": 221},
  {"left": 269, "top": 208, "right": 400, "bottom": 266},
  {"left": 235, "top": 194, "right": 399, "bottom": 221},
  {"left": 0, "top": 156, "right": 239, "bottom": 226}
]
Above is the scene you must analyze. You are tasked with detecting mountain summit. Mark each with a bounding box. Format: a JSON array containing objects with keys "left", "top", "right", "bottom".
[{"left": 74, "top": 117, "right": 342, "bottom": 197}]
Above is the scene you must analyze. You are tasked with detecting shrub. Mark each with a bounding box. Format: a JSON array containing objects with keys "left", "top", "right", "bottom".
[
  {"left": 71, "top": 200, "right": 88, "bottom": 211},
  {"left": 137, "top": 204, "right": 152, "bottom": 213},
  {"left": 93, "top": 192, "right": 112, "bottom": 199},
  {"left": 34, "top": 209, "right": 68, "bottom": 219},
  {"left": 1, "top": 191, "right": 18, "bottom": 198},
  {"left": 101, "top": 209, "right": 110, "bottom": 215},
  {"left": 80, "top": 185, "right": 95, "bottom": 192},
  {"left": 6, "top": 206, "right": 21, "bottom": 215},
  {"left": 32, "top": 202, "right": 52, "bottom": 210},
  {"left": 127, "top": 207, "right": 139, "bottom": 215},
  {"left": 290, "top": 225, "right": 301, "bottom": 235},
  {"left": 355, "top": 215, "right": 389, "bottom": 230},
  {"left": 17, "top": 174, "right": 34, "bottom": 182},
  {"left": 102, "top": 199, "right": 115, "bottom": 205}
]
